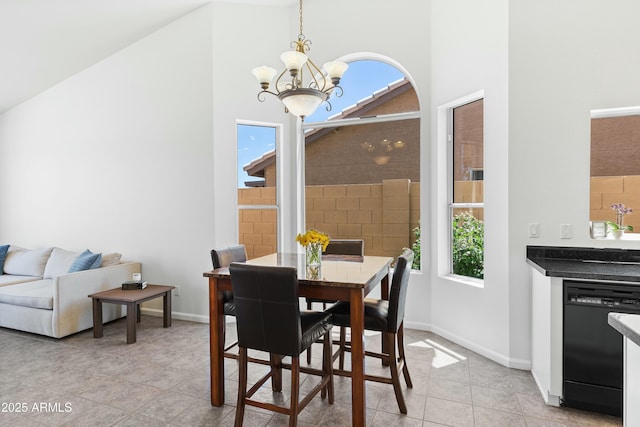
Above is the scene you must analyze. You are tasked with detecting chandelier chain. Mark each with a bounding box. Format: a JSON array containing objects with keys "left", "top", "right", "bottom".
[{"left": 298, "top": 0, "right": 304, "bottom": 37}]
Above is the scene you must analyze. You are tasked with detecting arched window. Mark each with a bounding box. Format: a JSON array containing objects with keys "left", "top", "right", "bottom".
[{"left": 302, "top": 59, "right": 421, "bottom": 267}]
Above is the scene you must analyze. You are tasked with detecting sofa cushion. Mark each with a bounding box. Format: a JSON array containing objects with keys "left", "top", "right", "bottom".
[
  {"left": 43, "top": 248, "right": 80, "bottom": 279},
  {"left": 101, "top": 253, "right": 122, "bottom": 267},
  {"left": 0, "top": 245, "right": 9, "bottom": 273},
  {"left": 0, "top": 279, "right": 53, "bottom": 309},
  {"left": 0, "top": 275, "right": 40, "bottom": 288},
  {"left": 68, "top": 250, "right": 102, "bottom": 273},
  {"left": 3, "top": 247, "right": 53, "bottom": 277}
]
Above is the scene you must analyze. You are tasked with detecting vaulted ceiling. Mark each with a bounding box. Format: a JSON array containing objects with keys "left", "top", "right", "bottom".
[{"left": 0, "top": 0, "right": 296, "bottom": 114}]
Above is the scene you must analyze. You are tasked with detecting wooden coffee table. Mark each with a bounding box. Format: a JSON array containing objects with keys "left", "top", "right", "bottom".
[{"left": 89, "top": 284, "right": 174, "bottom": 344}]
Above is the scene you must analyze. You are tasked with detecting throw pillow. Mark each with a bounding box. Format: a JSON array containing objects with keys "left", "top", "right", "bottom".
[
  {"left": 3, "top": 247, "right": 53, "bottom": 277},
  {"left": 0, "top": 245, "right": 9, "bottom": 273},
  {"left": 68, "top": 250, "right": 103, "bottom": 273},
  {"left": 100, "top": 253, "right": 122, "bottom": 267},
  {"left": 43, "top": 247, "right": 80, "bottom": 279}
]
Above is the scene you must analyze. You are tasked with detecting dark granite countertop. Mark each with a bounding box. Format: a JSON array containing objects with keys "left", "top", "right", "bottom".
[
  {"left": 609, "top": 313, "right": 640, "bottom": 347},
  {"left": 527, "top": 246, "right": 640, "bottom": 283}
]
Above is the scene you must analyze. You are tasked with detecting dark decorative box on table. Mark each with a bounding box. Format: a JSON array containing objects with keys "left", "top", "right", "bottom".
[{"left": 121, "top": 280, "right": 147, "bottom": 290}]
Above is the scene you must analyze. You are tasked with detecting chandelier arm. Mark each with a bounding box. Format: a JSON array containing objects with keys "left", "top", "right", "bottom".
[
  {"left": 330, "top": 85, "right": 344, "bottom": 98},
  {"left": 324, "top": 99, "right": 333, "bottom": 113},
  {"left": 273, "top": 68, "right": 291, "bottom": 94},
  {"left": 257, "top": 90, "right": 279, "bottom": 102},
  {"left": 304, "top": 58, "right": 326, "bottom": 91}
]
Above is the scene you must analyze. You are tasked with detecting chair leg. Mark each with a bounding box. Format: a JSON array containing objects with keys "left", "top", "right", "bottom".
[
  {"left": 386, "top": 332, "right": 408, "bottom": 414},
  {"left": 289, "top": 357, "right": 300, "bottom": 427},
  {"left": 235, "top": 347, "right": 248, "bottom": 427},
  {"left": 397, "top": 323, "right": 413, "bottom": 388},
  {"left": 338, "top": 326, "right": 346, "bottom": 370},
  {"left": 270, "top": 354, "right": 283, "bottom": 392},
  {"left": 306, "top": 300, "right": 313, "bottom": 364},
  {"left": 323, "top": 331, "right": 335, "bottom": 404}
]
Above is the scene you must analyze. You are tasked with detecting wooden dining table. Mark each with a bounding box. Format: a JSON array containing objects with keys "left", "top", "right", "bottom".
[{"left": 203, "top": 252, "right": 393, "bottom": 426}]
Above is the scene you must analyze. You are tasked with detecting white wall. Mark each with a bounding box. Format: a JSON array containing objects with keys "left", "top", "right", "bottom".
[
  {"left": 0, "top": 5, "right": 215, "bottom": 320},
  {"left": 509, "top": 0, "right": 640, "bottom": 363},
  {"left": 430, "top": 0, "right": 514, "bottom": 366}
]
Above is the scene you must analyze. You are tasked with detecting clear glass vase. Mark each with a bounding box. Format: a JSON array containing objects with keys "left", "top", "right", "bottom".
[{"left": 305, "top": 242, "right": 322, "bottom": 267}]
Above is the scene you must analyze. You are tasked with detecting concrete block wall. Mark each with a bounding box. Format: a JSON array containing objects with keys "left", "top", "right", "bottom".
[
  {"left": 590, "top": 175, "right": 640, "bottom": 231},
  {"left": 238, "top": 187, "right": 277, "bottom": 259},
  {"left": 305, "top": 179, "right": 420, "bottom": 258},
  {"left": 238, "top": 180, "right": 421, "bottom": 259}
]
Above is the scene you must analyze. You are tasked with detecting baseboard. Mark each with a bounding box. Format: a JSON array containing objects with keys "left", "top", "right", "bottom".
[
  {"left": 426, "top": 324, "right": 532, "bottom": 370},
  {"left": 404, "top": 320, "right": 431, "bottom": 331},
  {"left": 531, "top": 369, "right": 561, "bottom": 407}
]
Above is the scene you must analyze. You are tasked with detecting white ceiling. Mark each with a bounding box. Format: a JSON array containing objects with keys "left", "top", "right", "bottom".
[{"left": 0, "top": 0, "right": 296, "bottom": 114}]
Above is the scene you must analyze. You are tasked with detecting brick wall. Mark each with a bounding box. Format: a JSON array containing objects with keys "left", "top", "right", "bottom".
[
  {"left": 590, "top": 175, "right": 640, "bottom": 231},
  {"left": 453, "top": 99, "right": 484, "bottom": 182},
  {"left": 591, "top": 116, "right": 640, "bottom": 176}
]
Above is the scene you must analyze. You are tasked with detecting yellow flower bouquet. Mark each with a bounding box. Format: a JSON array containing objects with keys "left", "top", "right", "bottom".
[
  {"left": 296, "top": 229, "right": 330, "bottom": 250},
  {"left": 296, "top": 229, "right": 330, "bottom": 267}
]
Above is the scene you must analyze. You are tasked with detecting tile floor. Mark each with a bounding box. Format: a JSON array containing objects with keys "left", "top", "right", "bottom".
[{"left": 0, "top": 316, "right": 623, "bottom": 426}]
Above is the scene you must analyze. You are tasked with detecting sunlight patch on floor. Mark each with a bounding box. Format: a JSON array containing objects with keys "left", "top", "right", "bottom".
[{"left": 409, "top": 338, "right": 467, "bottom": 368}]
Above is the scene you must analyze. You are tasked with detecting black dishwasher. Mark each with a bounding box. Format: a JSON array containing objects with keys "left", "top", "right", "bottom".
[{"left": 563, "top": 280, "right": 640, "bottom": 416}]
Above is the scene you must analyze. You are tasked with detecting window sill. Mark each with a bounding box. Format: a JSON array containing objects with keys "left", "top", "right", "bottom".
[
  {"left": 592, "top": 233, "right": 640, "bottom": 241},
  {"left": 441, "top": 273, "right": 484, "bottom": 288}
]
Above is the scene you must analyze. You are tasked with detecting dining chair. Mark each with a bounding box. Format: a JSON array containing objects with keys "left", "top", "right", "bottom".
[
  {"left": 229, "top": 263, "right": 334, "bottom": 427},
  {"left": 323, "top": 239, "right": 365, "bottom": 257},
  {"left": 326, "top": 248, "right": 414, "bottom": 414},
  {"left": 305, "top": 239, "right": 364, "bottom": 363},
  {"left": 210, "top": 245, "right": 247, "bottom": 358}
]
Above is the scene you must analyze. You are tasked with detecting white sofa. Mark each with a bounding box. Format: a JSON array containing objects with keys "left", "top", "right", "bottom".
[{"left": 0, "top": 245, "right": 141, "bottom": 338}]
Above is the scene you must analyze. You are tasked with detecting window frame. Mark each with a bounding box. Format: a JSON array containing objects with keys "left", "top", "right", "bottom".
[
  {"left": 445, "top": 93, "right": 485, "bottom": 285},
  {"left": 236, "top": 120, "right": 284, "bottom": 255}
]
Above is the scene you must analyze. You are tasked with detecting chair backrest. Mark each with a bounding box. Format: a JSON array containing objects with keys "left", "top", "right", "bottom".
[
  {"left": 387, "top": 248, "right": 415, "bottom": 333},
  {"left": 211, "top": 245, "right": 248, "bottom": 303},
  {"left": 229, "top": 263, "right": 303, "bottom": 356},
  {"left": 211, "top": 245, "right": 247, "bottom": 269},
  {"left": 323, "top": 239, "right": 364, "bottom": 256}
]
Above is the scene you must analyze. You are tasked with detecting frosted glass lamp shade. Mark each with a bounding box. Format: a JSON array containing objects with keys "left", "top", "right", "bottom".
[
  {"left": 252, "top": 66, "right": 277, "bottom": 89},
  {"left": 278, "top": 88, "right": 328, "bottom": 118},
  {"left": 323, "top": 61, "right": 348, "bottom": 80},
  {"left": 281, "top": 51, "right": 308, "bottom": 73}
]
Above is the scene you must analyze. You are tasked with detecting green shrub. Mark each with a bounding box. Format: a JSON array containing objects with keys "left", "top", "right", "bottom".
[
  {"left": 410, "top": 221, "right": 421, "bottom": 269},
  {"left": 452, "top": 212, "right": 484, "bottom": 279}
]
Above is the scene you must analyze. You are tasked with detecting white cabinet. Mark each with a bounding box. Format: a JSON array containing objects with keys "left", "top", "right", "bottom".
[
  {"left": 610, "top": 313, "right": 640, "bottom": 427},
  {"left": 624, "top": 337, "right": 640, "bottom": 427},
  {"left": 530, "top": 268, "right": 563, "bottom": 406}
]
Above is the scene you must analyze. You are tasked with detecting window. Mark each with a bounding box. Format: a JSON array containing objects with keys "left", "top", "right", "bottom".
[
  {"left": 237, "top": 122, "right": 281, "bottom": 258},
  {"left": 590, "top": 106, "right": 640, "bottom": 238},
  {"left": 302, "top": 59, "right": 421, "bottom": 267},
  {"left": 449, "top": 98, "right": 484, "bottom": 280}
]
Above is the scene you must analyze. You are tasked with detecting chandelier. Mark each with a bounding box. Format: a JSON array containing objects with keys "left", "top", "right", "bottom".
[{"left": 252, "top": 0, "right": 348, "bottom": 119}]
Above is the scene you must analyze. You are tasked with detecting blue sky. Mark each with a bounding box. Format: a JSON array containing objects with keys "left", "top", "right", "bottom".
[{"left": 237, "top": 60, "right": 405, "bottom": 188}]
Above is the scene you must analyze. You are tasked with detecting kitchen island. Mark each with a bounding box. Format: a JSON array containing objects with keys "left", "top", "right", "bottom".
[{"left": 608, "top": 313, "right": 640, "bottom": 427}]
